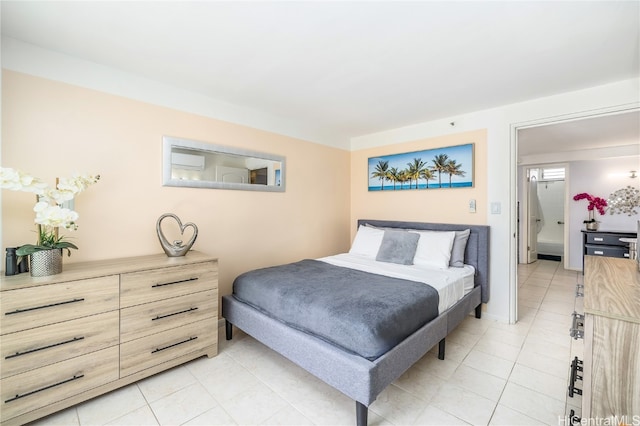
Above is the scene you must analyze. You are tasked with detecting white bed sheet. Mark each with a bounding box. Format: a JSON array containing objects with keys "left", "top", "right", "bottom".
[{"left": 318, "top": 253, "right": 475, "bottom": 313}]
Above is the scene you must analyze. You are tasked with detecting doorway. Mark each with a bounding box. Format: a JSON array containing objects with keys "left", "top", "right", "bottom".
[
  {"left": 511, "top": 107, "right": 640, "bottom": 324},
  {"left": 519, "top": 165, "right": 567, "bottom": 265}
]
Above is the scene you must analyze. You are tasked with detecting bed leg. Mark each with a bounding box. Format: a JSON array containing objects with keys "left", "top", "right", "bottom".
[
  {"left": 438, "top": 338, "right": 445, "bottom": 360},
  {"left": 475, "top": 304, "right": 482, "bottom": 319},
  {"left": 225, "top": 319, "right": 233, "bottom": 340},
  {"left": 356, "top": 401, "right": 368, "bottom": 426}
]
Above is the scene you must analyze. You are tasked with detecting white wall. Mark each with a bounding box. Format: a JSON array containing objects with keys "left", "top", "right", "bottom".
[
  {"left": 537, "top": 178, "right": 565, "bottom": 246},
  {"left": 568, "top": 157, "right": 640, "bottom": 270},
  {"left": 352, "top": 78, "right": 640, "bottom": 323}
]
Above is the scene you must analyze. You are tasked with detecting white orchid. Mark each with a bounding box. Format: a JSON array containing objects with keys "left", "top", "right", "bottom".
[
  {"left": 0, "top": 168, "right": 48, "bottom": 194},
  {"left": 45, "top": 173, "right": 100, "bottom": 204},
  {"left": 0, "top": 167, "right": 100, "bottom": 255},
  {"left": 34, "top": 202, "right": 80, "bottom": 230}
]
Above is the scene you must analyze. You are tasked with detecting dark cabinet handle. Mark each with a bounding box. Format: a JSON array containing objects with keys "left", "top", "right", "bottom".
[
  {"left": 5, "top": 336, "right": 85, "bottom": 359},
  {"left": 152, "top": 307, "right": 198, "bottom": 321},
  {"left": 5, "top": 374, "right": 84, "bottom": 403},
  {"left": 568, "top": 357, "right": 583, "bottom": 397},
  {"left": 151, "top": 277, "right": 198, "bottom": 288},
  {"left": 5, "top": 298, "right": 85, "bottom": 316},
  {"left": 569, "top": 409, "right": 581, "bottom": 425},
  {"left": 151, "top": 336, "right": 198, "bottom": 354}
]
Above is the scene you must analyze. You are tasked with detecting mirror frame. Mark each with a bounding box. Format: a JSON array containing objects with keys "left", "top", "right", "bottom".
[{"left": 162, "top": 136, "right": 286, "bottom": 192}]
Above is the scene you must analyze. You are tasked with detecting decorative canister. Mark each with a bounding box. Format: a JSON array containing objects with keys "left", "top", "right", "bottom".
[
  {"left": 585, "top": 221, "right": 599, "bottom": 231},
  {"left": 29, "top": 249, "right": 63, "bottom": 277},
  {"left": 585, "top": 210, "right": 599, "bottom": 231}
]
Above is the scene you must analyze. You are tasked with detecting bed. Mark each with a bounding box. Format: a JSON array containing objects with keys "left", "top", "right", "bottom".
[{"left": 222, "top": 220, "right": 489, "bottom": 425}]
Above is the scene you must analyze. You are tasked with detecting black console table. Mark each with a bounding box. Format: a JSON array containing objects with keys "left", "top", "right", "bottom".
[{"left": 581, "top": 229, "right": 636, "bottom": 270}]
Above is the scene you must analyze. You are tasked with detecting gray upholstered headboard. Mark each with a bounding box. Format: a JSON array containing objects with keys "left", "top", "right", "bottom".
[{"left": 357, "top": 220, "right": 490, "bottom": 303}]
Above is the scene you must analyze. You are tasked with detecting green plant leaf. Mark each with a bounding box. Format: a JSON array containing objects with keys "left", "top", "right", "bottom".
[
  {"left": 16, "top": 242, "right": 78, "bottom": 256},
  {"left": 16, "top": 245, "right": 50, "bottom": 256}
]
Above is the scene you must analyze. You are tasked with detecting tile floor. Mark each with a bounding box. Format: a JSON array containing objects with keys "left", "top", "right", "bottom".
[{"left": 32, "top": 260, "right": 582, "bottom": 426}]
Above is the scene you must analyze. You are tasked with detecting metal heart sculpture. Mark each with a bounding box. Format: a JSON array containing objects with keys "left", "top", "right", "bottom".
[{"left": 156, "top": 213, "right": 198, "bottom": 257}]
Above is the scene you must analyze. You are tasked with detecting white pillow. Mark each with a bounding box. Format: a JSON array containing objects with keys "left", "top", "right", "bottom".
[
  {"left": 413, "top": 230, "right": 456, "bottom": 269},
  {"left": 349, "top": 225, "right": 385, "bottom": 258}
]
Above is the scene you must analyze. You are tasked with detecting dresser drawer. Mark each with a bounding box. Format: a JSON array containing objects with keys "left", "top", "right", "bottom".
[
  {"left": 120, "top": 318, "right": 216, "bottom": 377},
  {"left": 0, "top": 276, "right": 119, "bottom": 334},
  {"left": 0, "top": 346, "right": 119, "bottom": 423},
  {"left": 1, "top": 311, "right": 119, "bottom": 379},
  {"left": 120, "top": 261, "right": 217, "bottom": 308},
  {"left": 121, "top": 289, "right": 217, "bottom": 343},
  {"left": 585, "top": 245, "right": 629, "bottom": 258},
  {"left": 583, "top": 314, "right": 640, "bottom": 418},
  {"left": 585, "top": 233, "right": 629, "bottom": 247}
]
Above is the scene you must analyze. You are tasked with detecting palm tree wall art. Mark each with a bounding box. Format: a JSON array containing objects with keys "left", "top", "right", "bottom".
[{"left": 368, "top": 143, "right": 473, "bottom": 191}]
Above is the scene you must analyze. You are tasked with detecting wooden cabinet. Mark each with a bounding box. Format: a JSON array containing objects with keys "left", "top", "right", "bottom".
[
  {"left": 0, "top": 252, "right": 218, "bottom": 425},
  {"left": 582, "top": 256, "right": 640, "bottom": 419}
]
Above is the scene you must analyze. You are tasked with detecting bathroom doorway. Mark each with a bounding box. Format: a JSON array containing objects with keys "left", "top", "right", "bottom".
[{"left": 521, "top": 165, "right": 567, "bottom": 265}]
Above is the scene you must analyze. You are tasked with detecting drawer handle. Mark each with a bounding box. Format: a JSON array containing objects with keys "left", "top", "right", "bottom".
[
  {"left": 569, "top": 312, "right": 584, "bottom": 340},
  {"left": 575, "top": 284, "right": 584, "bottom": 298},
  {"left": 569, "top": 409, "right": 581, "bottom": 425},
  {"left": 593, "top": 237, "right": 604, "bottom": 241},
  {"left": 4, "top": 374, "right": 84, "bottom": 403},
  {"left": 151, "top": 277, "right": 198, "bottom": 288},
  {"left": 5, "top": 298, "right": 85, "bottom": 316},
  {"left": 152, "top": 307, "right": 198, "bottom": 321},
  {"left": 624, "top": 253, "right": 630, "bottom": 258},
  {"left": 151, "top": 336, "right": 198, "bottom": 354},
  {"left": 594, "top": 250, "right": 604, "bottom": 255},
  {"left": 568, "top": 356, "right": 583, "bottom": 397},
  {"left": 5, "top": 336, "right": 85, "bottom": 360}
]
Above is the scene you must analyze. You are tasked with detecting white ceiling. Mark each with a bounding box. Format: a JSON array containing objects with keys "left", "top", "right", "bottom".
[
  {"left": 2, "top": 1, "right": 639, "bottom": 146},
  {"left": 518, "top": 110, "right": 640, "bottom": 157}
]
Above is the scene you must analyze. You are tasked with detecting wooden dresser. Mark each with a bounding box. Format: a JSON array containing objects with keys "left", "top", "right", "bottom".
[
  {"left": 583, "top": 256, "right": 640, "bottom": 420},
  {"left": 0, "top": 251, "right": 218, "bottom": 425}
]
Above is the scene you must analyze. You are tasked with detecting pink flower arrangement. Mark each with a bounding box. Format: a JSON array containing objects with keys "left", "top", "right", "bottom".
[{"left": 573, "top": 192, "right": 608, "bottom": 216}]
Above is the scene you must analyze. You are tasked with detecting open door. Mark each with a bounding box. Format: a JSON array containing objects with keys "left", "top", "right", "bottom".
[{"left": 527, "top": 171, "right": 539, "bottom": 263}]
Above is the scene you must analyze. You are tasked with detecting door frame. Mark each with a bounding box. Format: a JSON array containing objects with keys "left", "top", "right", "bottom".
[{"left": 509, "top": 104, "right": 639, "bottom": 324}]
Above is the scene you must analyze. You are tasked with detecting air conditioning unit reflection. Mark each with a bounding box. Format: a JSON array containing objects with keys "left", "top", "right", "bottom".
[{"left": 171, "top": 152, "right": 205, "bottom": 171}]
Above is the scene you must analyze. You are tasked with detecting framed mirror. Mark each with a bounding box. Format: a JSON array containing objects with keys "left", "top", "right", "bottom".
[{"left": 162, "top": 136, "right": 285, "bottom": 192}]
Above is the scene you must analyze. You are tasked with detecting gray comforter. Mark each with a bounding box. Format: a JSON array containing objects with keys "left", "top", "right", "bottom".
[{"left": 232, "top": 259, "right": 439, "bottom": 360}]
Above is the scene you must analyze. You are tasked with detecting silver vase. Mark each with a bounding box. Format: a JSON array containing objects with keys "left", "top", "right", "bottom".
[
  {"left": 585, "top": 210, "right": 599, "bottom": 231},
  {"left": 585, "top": 221, "right": 599, "bottom": 231},
  {"left": 30, "top": 249, "right": 63, "bottom": 277}
]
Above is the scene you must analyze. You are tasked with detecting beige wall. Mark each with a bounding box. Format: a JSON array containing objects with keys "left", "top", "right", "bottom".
[
  {"left": 1, "top": 71, "right": 351, "bottom": 300},
  {"left": 350, "top": 129, "right": 487, "bottom": 235},
  {"left": 9, "top": 65, "right": 633, "bottom": 325}
]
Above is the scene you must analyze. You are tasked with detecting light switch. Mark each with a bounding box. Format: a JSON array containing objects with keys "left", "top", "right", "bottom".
[
  {"left": 469, "top": 199, "right": 476, "bottom": 213},
  {"left": 491, "top": 202, "right": 501, "bottom": 214}
]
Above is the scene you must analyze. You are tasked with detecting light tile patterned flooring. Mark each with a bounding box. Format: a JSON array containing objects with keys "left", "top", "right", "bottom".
[{"left": 32, "top": 260, "right": 582, "bottom": 426}]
